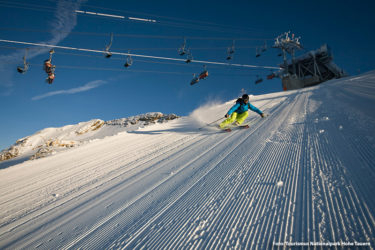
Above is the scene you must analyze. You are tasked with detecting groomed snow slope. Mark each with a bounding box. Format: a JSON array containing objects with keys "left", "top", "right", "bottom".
[{"left": 1, "top": 71, "right": 375, "bottom": 249}]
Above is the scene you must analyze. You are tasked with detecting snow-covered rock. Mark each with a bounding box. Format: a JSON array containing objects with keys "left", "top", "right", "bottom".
[
  {"left": 105, "top": 112, "right": 179, "bottom": 126},
  {"left": 75, "top": 119, "right": 105, "bottom": 135},
  {"left": 0, "top": 113, "right": 179, "bottom": 162}
]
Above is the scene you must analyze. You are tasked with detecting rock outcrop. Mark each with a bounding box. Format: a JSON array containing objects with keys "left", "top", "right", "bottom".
[
  {"left": 105, "top": 113, "right": 179, "bottom": 126},
  {"left": 0, "top": 113, "right": 179, "bottom": 163}
]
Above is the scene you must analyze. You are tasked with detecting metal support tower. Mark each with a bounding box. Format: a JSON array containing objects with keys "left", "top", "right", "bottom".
[{"left": 273, "top": 31, "right": 302, "bottom": 76}]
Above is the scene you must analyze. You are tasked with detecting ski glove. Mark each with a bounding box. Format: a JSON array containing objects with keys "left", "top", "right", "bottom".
[
  {"left": 260, "top": 113, "right": 265, "bottom": 118},
  {"left": 225, "top": 114, "right": 229, "bottom": 118}
]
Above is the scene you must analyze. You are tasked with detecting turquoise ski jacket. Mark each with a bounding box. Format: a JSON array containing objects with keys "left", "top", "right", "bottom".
[{"left": 227, "top": 99, "right": 263, "bottom": 116}]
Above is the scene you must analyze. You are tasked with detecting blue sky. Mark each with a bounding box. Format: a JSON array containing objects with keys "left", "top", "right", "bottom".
[{"left": 1, "top": 0, "right": 375, "bottom": 150}]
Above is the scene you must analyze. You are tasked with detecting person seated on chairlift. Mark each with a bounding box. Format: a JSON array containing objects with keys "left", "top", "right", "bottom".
[
  {"left": 46, "top": 73, "right": 55, "bottom": 84},
  {"left": 199, "top": 68, "right": 208, "bottom": 80},
  {"left": 44, "top": 59, "right": 54, "bottom": 74}
]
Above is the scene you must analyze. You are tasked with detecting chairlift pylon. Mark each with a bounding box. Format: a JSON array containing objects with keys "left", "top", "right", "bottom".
[
  {"left": 104, "top": 32, "right": 113, "bottom": 58},
  {"left": 17, "top": 48, "right": 29, "bottom": 74}
]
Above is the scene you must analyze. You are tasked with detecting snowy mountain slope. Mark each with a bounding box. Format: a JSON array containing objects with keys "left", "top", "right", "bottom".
[
  {"left": 0, "top": 112, "right": 179, "bottom": 168},
  {"left": 0, "top": 71, "right": 375, "bottom": 249}
]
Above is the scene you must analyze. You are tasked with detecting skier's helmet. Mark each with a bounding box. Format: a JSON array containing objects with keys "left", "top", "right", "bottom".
[{"left": 242, "top": 94, "right": 249, "bottom": 101}]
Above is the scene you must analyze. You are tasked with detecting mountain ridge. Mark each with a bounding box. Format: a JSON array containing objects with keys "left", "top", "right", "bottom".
[{"left": 0, "top": 112, "right": 179, "bottom": 163}]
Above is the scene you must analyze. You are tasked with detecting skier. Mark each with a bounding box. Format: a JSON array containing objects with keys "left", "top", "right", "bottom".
[{"left": 219, "top": 94, "right": 265, "bottom": 130}]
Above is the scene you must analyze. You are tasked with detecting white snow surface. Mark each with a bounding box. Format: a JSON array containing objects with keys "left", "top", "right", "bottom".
[
  {"left": 0, "top": 112, "right": 177, "bottom": 166},
  {"left": 1, "top": 71, "right": 375, "bottom": 249}
]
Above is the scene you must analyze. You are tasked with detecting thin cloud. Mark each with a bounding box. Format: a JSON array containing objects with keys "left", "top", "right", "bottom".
[
  {"left": 0, "top": 0, "right": 87, "bottom": 95},
  {"left": 32, "top": 80, "right": 107, "bottom": 101}
]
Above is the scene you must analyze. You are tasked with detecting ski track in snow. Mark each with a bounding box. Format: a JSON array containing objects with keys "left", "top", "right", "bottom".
[{"left": 1, "top": 72, "right": 375, "bottom": 249}]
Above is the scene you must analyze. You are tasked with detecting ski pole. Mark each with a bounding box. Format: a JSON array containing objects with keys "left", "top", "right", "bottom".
[{"left": 198, "top": 117, "right": 224, "bottom": 130}]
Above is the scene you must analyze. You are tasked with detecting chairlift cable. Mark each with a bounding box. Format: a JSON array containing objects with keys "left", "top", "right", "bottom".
[
  {"left": 28, "top": 63, "right": 262, "bottom": 77},
  {"left": 0, "top": 38, "right": 280, "bottom": 70},
  {"left": 77, "top": 2, "right": 265, "bottom": 33},
  {"left": 0, "top": 0, "right": 279, "bottom": 37},
  {"left": 2, "top": 46, "right": 260, "bottom": 70},
  {"left": 70, "top": 0, "right": 277, "bottom": 34}
]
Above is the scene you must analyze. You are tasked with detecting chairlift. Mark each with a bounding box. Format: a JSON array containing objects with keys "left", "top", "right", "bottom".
[
  {"left": 186, "top": 50, "right": 193, "bottom": 63},
  {"left": 226, "top": 47, "right": 234, "bottom": 60},
  {"left": 198, "top": 65, "right": 208, "bottom": 80},
  {"left": 124, "top": 51, "right": 133, "bottom": 68},
  {"left": 44, "top": 49, "right": 56, "bottom": 84},
  {"left": 261, "top": 41, "right": 267, "bottom": 52},
  {"left": 255, "top": 75, "right": 263, "bottom": 84},
  {"left": 255, "top": 47, "right": 261, "bottom": 58},
  {"left": 46, "top": 71, "right": 55, "bottom": 84},
  {"left": 104, "top": 32, "right": 113, "bottom": 58},
  {"left": 190, "top": 73, "right": 199, "bottom": 86},
  {"left": 226, "top": 40, "right": 235, "bottom": 60},
  {"left": 178, "top": 37, "right": 187, "bottom": 56},
  {"left": 17, "top": 49, "right": 29, "bottom": 74},
  {"left": 43, "top": 49, "right": 54, "bottom": 72},
  {"left": 226, "top": 52, "right": 233, "bottom": 60},
  {"left": 267, "top": 72, "right": 276, "bottom": 80}
]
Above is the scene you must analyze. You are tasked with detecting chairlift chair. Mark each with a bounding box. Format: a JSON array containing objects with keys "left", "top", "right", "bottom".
[
  {"left": 186, "top": 50, "right": 193, "bottom": 63},
  {"left": 179, "top": 49, "right": 186, "bottom": 56},
  {"left": 178, "top": 38, "right": 187, "bottom": 56},
  {"left": 105, "top": 51, "right": 112, "bottom": 58},
  {"left": 226, "top": 47, "right": 234, "bottom": 60},
  {"left": 46, "top": 65, "right": 55, "bottom": 84},
  {"left": 124, "top": 51, "right": 133, "bottom": 68},
  {"left": 255, "top": 47, "right": 261, "bottom": 57},
  {"left": 17, "top": 64, "right": 29, "bottom": 74},
  {"left": 43, "top": 49, "right": 55, "bottom": 73},
  {"left": 198, "top": 65, "right": 208, "bottom": 80},
  {"left": 267, "top": 73, "right": 276, "bottom": 80},
  {"left": 190, "top": 73, "right": 199, "bottom": 86},
  {"left": 104, "top": 32, "right": 113, "bottom": 58},
  {"left": 255, "top": 75, "right": 263, "bottom": 84},
  {"left": 226, "top": 40, "right": 235, "bottom": 60},
  {"left": 44, "top": 59, "right": 52, "bottom": 73},
  {"left": 261, "top": 41, "right": 267, "bottom": 52},
  {"left": 17, "top": 49, "right": 29, "bottom": 74},
  {"left": 46, "top": 72, "right": 55, "bottom": 84},
  {"left": 43, "top": 49, "right": 56, "bottom": 84}
]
